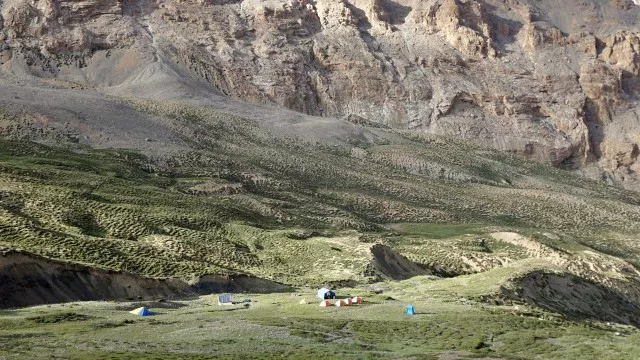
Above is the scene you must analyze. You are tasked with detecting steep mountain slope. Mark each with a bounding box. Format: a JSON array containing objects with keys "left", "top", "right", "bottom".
[
  {"left": 0, "top": 0, "right": 639, "bottom": 189},
  {"left": 1, "top": 0, "right": 640, "bottom": 330},
  {"left": 1, "top": 89, "right": 640, "bottom": 317}
]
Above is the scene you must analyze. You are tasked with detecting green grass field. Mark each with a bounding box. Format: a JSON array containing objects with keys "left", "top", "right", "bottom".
[{"left": 1, "top": 283, "right": 638, "bottom": 360}]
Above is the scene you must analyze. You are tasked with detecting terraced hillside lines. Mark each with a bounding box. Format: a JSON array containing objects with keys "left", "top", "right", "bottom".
[
  {"left": 112, "top": 101, "right": 640, "bottom": 234},
  {"left": 0, "top": 140, "right": 406, "bottom": 284},
  {"left": 2, "top": 94, "right": 640, "bottom": 291},
  {"left": 394, "top": 235, "right": 528, "bottom": 276},
  {"left": 221, "top": 226, "right": 372, "bottom": 285},
  {"left": 367, "top": 144, "right": 509, "bottom": 185},
  {"left": 318, "top": 189, "right": 454, "bottom": 224}
]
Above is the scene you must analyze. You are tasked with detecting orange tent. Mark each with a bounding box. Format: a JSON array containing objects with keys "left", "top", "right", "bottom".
[
  {"left": 319, "top": 300, "right": 331, "bottom": 307},
  {"left": 352, "top": 297, "right": 363, "bottom": 304},
  {"left": 335, "top": 299, "right": 348, "bottom": 307}
]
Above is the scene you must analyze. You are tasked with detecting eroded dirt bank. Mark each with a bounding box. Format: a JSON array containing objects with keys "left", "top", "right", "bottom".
[
  {"left": 369, "top": 244, "right": 430, "bottom": 280},
  {"left": 0, "top": 251, "right": 291, "bottom": 309}
]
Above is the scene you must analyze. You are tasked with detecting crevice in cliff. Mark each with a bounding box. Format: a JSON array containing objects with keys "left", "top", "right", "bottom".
[
  {"left": 582, "top": 97, "right": 610, "bottom": 160},
  {"left": 582, "top": 97, "right": 608, "bottom": 160}
]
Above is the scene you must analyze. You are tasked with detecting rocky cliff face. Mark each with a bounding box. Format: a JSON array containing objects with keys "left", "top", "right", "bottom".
[{"left": 0, "top": 0, "right": 639, "bottom": 189}]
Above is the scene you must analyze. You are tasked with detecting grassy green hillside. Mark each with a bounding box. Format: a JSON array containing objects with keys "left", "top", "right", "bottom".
[
  {"left": 2, "top": 99, "right": 640, "bottom": 358},
  {"left": 2, "top": 99, "right": 640, "bottom": 286}
]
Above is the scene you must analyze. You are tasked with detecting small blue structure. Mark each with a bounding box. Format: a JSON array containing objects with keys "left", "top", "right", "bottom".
[
  {"left": 218, "top": 294, "right": 233, "bottom": 305},
  {"left": 405, "top": 304, "right": 415, "bottom": 315}
]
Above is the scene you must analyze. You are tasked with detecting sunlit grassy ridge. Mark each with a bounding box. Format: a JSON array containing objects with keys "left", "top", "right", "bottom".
[{"left": 1, "top": 99, "right": 640, "bottom": 284}]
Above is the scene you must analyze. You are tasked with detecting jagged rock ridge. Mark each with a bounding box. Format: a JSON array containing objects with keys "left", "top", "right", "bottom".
[{"left": 0, "top": 0, "right": 639, "bottom": 189}]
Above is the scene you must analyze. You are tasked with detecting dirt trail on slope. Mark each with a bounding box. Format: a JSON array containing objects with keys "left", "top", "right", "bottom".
[
  {"left": 490, "top": 232, "right": 640, "bottom": 283},
  {"left": 0, "top": 251, "right": 291, "bottom": 309},
  {"left": 490, "top": 232, "right": 568, "bottom": 266}
]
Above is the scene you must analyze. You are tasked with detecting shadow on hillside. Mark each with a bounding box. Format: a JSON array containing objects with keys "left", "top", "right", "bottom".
[
  {"left": 193, "top": 274, "right": 294, "bottom": 294},
  {"left": 498, "top": 271, "right": 640, "bottom": 328},
  {"left": 0, "top": 251, "right": 294, "bottom": 309}
]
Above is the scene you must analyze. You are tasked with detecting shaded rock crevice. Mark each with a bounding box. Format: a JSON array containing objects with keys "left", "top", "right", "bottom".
[{"left": 368, "top": 244, "right": 430, "bottom": 280}]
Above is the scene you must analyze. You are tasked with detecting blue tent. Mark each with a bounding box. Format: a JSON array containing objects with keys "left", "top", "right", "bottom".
[
  {"left": 129, "top": 307, "right": 153, "bottom": 316},
  {"left": 405, "top": 304, "right": 414, "bottom": 315}
]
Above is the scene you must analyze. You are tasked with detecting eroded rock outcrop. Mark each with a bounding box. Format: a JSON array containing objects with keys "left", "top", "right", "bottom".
[
  {"left": 434, "top": 0, "right": 496, "bottom": 59},
  {"left": 601, "top": 31, "right": 640, "bottom": 94}
]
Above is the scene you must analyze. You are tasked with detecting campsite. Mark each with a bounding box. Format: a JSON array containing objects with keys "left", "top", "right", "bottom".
[{"left": 1, "top": 277, "right": 638, "bottom": 359}]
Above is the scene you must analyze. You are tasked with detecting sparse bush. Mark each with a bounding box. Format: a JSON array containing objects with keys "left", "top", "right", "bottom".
[
  {"left": 60, "top": 209, "right": 105, "bottom": 237},
  {"left": 27, "top": 312, "right": 92, "bottom": 323}
]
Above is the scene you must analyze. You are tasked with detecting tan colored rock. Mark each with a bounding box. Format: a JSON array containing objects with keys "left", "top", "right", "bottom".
[
  {"left": 580, "top": 61, "right": 620, "bottom": 156},
  {"left": 0, "top": 0, "right": 639, "bottom": 188},
  {"left": 2, "top": 0, "right": 36, "bottom": 35},
  {"left": 434, "top": 0, "right": 496, "bottom": 58},
  {"left": 32, "top": 0, "right": 57, "bottom": 20},
  {"left": 42, "top": 27, "right": 91, "bottom": 54},
  {"left": 566, "top": 32, "right": 598, "bottom": 56},
  {"left": 411, "top": 2, "right": 439, "bottom": 34},
  {"left": 365, "top": 0, "right": 390, "bottom": 26},
  {"left": 604, "top": 141, "right": 639, "bottom": 168},
  {"left": 600, "top": 31, "right": 640, "bottom": 94},
  {"left": 611, "top": 0, "right": 637, "bottom": 10},
  {"left": 315, "top": 0, "right": 358, "bottom": 29},
  {"left": 601, "top": 31, "right": 640, "bottom": 75},
  {"left": 518, "top": 23, "right": 565, "bottom": 53},
  {"left": 580, "top": 61, "right": 621, "bottom": 103}
]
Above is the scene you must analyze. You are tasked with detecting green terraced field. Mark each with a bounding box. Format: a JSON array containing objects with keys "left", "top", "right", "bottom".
[{"left": 1, "top": 99, "right": 640, "bottom": 283}]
